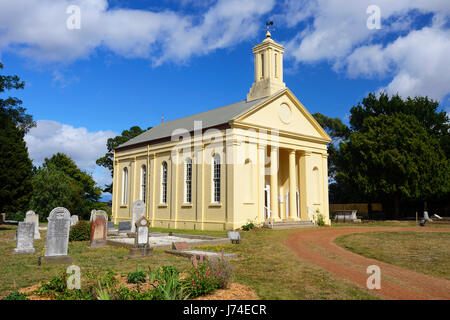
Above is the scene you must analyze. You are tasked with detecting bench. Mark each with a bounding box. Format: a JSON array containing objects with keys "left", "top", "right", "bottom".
[{"left": 333, "top": 210, "right": 360, "bottom": 223}]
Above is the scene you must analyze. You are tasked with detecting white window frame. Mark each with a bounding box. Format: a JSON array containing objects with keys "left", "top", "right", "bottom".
[
  {"left": 122, "top": 167, "right": 128, "bottom": 205},
  {"left": 140, "top": 165, "right": 147, "bottom": 203},
  {"left": 161, "top": 162, "right": 168, "bottom": 204},
  {"left": 184, "top": 158, "right": 192, "bottom": 204},
  {"left": 212, "top": 154, "right": 221, "bottom": 204}
]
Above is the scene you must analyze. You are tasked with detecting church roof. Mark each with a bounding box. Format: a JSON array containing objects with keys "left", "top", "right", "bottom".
[{"left": 116, "top": 95, "right": 269, "bottom": 150}]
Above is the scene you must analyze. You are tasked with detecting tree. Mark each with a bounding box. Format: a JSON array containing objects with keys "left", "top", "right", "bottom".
[
  {"left": 0, "top": 62, "right": 34, "bottom": 213},
  {"left": 43, "top": 153, "right": 102, "bottom": 203},
  {"left": 96, "top": 126, "right": 145, "bottom": 193},
  {"left": 312, "top": 113, "right": 350, "bottom": 180},
  {"left": 0, "top": 113, "right": 34, "bottom": 213},
  {"left": 349, "top": 93, "right": 450, "bottom": 157},
  {"left": 0, "top": 62, "right": 35, "bottom": 133},
  {"left": 29, "top": 166, "right": 83, "bottom": 220},
  {"left": 337, "top": 113, "right": 450, "bottom": 218}
]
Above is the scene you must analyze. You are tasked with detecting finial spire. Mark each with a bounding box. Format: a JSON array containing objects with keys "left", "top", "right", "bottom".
[{"left": 266, "top": 21, "right": 273, "bottom": 38}]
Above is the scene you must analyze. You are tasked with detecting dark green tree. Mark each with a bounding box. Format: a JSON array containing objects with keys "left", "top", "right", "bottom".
[
  {"left": 43, "top": 153, "right": 102, "bottom": 202},
  {"left": 0, "top": 113, "right": 34, "bottom": 213},
  {"left": 0, "top": 62, "right": 35, "bottom": 213},
  {"left": 312, "top": 113, "right": 350, "bottom": 180},
  {"left": 337, "top": 113, "right": 450, "bottom": 218},
  {"left": 29, "top": 166, "right": 83, "bottom": 220},
  {"left": 349, "top": 93, "right": 450, "bottom": 157},
  {"left": 96, "top": 126, "right": 145, "bottom": 193}
]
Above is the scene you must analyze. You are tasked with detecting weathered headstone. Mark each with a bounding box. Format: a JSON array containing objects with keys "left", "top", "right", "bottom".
[
  {"left": 90, "top": 215, "right": 107, "bottom": 248},
  {"left": 13, "top": 222, "right": 35, "bottom": 254},
  {"left": 172, "top": 242, "right": 189, "bottom": 251},
  {"left": 44, "top": 207, "right": 72, "bottom": 264},
  {"left": 131, "top": 200, "right": 146, "bottom": 233},
  {"left": 95, "top": 210, "right": 108, "bottom": 221},
  {"left": 128, "top": 216, "right": 152, "bottom": 258},
  {"left": 227, "top": 231, "right": 241, "bottom": 244},
  {"left": 70, "top": 215, "right": 79, "bottom": 227},
  {"left": 118, "top": 221, "right": 131, "bottom": 233},
  {"left": 25, "top": 210, "right": 40, "bottom": 240},
  {"left": 0, "top": 213, "right": 5, "bottom": 224},
  {"left": 89, "top": 209, "right": 97, "bottom": 222}
]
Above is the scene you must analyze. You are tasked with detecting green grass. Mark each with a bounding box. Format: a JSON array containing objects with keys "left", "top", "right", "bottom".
[
  {"left": 0, "top": 224, "right": 377, "bottom": 299},
  {"left": 330, "top": 220, "right": 450, "bottom": 228},
  {"left": 335, "top": 231, "right": 450, "bottom": 280}
]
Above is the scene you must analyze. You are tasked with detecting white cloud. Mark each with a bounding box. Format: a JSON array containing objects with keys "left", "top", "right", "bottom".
[
  {"left": 278, "top": 0, "right": 450, "bottom": 101},
  {"left": 0, "top": 0, "right": 274, "bottom": 65},
  {"left": 24, "top": 120, "right": 116, "bottom": 187}
]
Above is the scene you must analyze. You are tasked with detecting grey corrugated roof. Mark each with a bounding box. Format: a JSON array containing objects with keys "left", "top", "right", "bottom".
[{"left": 117, "top": 96, "right": 268, "bottom": 149}]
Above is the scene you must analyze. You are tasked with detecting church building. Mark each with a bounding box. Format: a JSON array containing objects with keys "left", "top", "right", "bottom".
[{"left": 112, "top": 30, "right": 332, "bottom": 230}]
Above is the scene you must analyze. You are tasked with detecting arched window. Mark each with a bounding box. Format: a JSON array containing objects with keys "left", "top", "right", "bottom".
[
  {"left": 161, "top": 162, "right": 168, "bottom": 204},
  {"left": 185, "top": 158, "right": 192, "bottom": 203},
  {"left": 122, "top": 167, "right": 128, "bottom": 205},
  {"left": 140, "top": 165, "right": 147, "bottom": 203},
  {"left": 212, "top": 154, "right": 221, "bottom": 203}
]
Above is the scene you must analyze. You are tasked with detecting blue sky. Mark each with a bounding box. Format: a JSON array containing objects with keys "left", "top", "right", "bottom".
[{"left": 1, "top": 0, "right": 449, "bottom": 198}]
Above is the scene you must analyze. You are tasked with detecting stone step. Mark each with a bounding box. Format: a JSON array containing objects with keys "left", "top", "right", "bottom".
[{"left": 264, "top": 220, "right": 316, "bottom": 229}]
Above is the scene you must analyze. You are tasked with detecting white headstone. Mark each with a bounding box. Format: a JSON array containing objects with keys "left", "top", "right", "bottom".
[
  {"left": 25, "top": 210, "right": 40, "bottom": 239},
  {"left": 14, "top": 222, "right": 35, "bottom": 254},
  {"left": 89, "top": 209, "right": 97, "bottom": 222},
  {"left": 45, "top": 207, "right": 71, "bottom": 257},
  {"left": 135, "top": 217, "right": 149, "bottom": 248},
  {"left": 131, "top": 200, "right": 146, "bottom": 233},
  {"left": 70, "top": 215, "right": 79, "bottom": 227}
]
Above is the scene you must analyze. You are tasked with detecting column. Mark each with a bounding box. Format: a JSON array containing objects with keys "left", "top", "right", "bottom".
[
  {"left": 322, "top": 154, "right": 331, "bottom": 225},
  {"left": 257, "top": 144, "right": 266, "bottom": 223},
  {"left": 288, "top": 150, "right": 300, "bottom": 221},
  {"left": 299, "top": 151, "right": 311, "bottom": 221},
  {"left": 269, "top": 146, "right": 280, "bottom": 221}
]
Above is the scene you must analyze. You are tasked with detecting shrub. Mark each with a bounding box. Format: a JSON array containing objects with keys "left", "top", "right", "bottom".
[
  {"left": 2, "top": 291, "right": 29, "bottom": 300},
  {"left": 241, "top": 221, "right": 255, "bottom": 231},
  {"left": 208, "top": 250, "right": 233, "bottom": 289},
  {"left": 183, "top": 256, "right": 219, "bottom": 298},
  {"left": 69, "top": 220, "right": 92, "bottom": 242},
  {"left": 150, "top": 266, "right": 186, "bottom": 300},
  {"left": 317, "top": 212, "right": 325, "bottom": 226},
  {"left": 127, "top": 269, "right": 147, "bottom": 284}
]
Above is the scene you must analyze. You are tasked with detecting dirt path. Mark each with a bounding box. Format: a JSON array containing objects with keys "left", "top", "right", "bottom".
[{"left": 284, "top": 227, "right": 450, "bottom": 300}]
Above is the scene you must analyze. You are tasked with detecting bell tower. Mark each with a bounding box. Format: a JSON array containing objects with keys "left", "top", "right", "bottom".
[{"left": 247, "top": 27, "right": 286, "bottom": 102}]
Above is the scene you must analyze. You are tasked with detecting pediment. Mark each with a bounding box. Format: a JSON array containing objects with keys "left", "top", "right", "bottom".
[{"left": 234, "top": 89, "right": 331, "bottom": 142}]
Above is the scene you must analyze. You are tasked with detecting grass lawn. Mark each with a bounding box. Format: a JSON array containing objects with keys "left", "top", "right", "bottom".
[
  {"left": 331, "top": 220, "right": 450, "bottom": 228},
  {"left": 0, "top": 224, "right": 377, "bottom": 300},
  {"left": 335, "top": 231, "right": 450, "bottom": 280}
]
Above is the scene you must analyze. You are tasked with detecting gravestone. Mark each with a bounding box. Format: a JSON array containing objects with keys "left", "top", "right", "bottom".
[
  {"left": 131, "top": 200, "right": 146, "bottom": 233},
  {"left": 128, "top": 216, "right": 152, "bottom": 258},
  {"left": 0, "top": 213, "right": 5, "bottom": 224},
  {"left": 25, "top": 210, "right": 41, "bottom": 240},
  {"left": 172, "top": 241, "right": 189, "bottom": 251},
  {"left": 227, "top": 231, "right": 241, "bottom": 244},
  {"left": 118, "top": 221, "right": 131, "bottom": 233},
  {"left": 90, "top": 215, "right": 107, "bottom": 248},
  {"left": 13, "top": 222, "right": 35, "bottom": 254},
  {"left": 95, "top": 210, "right": 108, "bottom": 221},
  {"left": 89, "top": 209, "right": 97, "bottom": 222},
  {"left": 70, "top": 215, "right": 79, "bottom": 227},
  {"left": 44, "top": 207, "right": 72, "bottom": 264}
]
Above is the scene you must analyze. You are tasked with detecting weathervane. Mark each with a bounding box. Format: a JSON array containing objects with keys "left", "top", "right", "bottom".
[{"left": 265, "top": 21, "right": 274, "bottom": 38}]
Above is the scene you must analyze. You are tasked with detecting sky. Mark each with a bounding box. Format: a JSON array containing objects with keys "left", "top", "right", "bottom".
[{"left": 1, "top": 0, "right": 449, "bottom": 199}]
